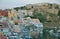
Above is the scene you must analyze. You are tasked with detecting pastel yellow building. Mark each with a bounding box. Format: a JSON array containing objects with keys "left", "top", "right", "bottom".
[
  {"left": 8, "top": 12, "right": 14, "bottom": 18},
  {"left": 0, "top": 31, "right": 3, "bottom": 36}
]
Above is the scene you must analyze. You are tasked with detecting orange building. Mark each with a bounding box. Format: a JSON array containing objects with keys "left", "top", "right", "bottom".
[{"left": 0, "top": 10, "right": 8, "bottom": 16}]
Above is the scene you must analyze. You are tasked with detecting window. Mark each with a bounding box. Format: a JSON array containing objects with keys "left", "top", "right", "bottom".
[
  {"left": 14, "top": 38, "right": 16, "bottom": 39},
  {"left": 23, "top": 12, "right": 25, "bottom": 15},
  {"left": 0, "top": 24, "right": 3, "bottom": 26},
  {"left": 15, "top": 22, "right": 18, "bottom": 25},
  {"left": 1, "top": 29, "right": 3, "bottom": 31},
  {"left": 17, "top": 16, "right": 20, "bottom": 19}
]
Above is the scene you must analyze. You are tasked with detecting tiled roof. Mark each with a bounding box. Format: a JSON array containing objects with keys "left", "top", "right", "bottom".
[
  {"left": 0, "top": 22, "right": 8, "bottom": 28},
  {"left": 0, "top": 26, "right": 8, "bottom": 28},
  {"left": 13, "top": 25, "right": 21, "bottom": 32},
  {"left": 1, "top": 35, "right": 7, "bottom": 39},
  {"left": 32, "top": 19, "right": 40, "bottom": 23},
  {"left": 17, "top": 20, "right": 22, "bottom": 24}
]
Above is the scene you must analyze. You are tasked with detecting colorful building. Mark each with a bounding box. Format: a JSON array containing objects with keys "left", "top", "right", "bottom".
[
  {"left": 0, "top": 10, "right": 8, "bottom": 17},
  {"left": 0, "top": 22, "right": 9, "bottom": 33}
]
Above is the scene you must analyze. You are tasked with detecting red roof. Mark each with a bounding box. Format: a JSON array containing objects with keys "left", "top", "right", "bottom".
[
  {"left": 17, "top": 20, "right": 22, "bottom": 24},
  {"left": 1, "top": 35, "right": 7, "bottom": 39},
  {"left": 0, "top": 10, "right": 8, "bottom": 16},
  {"left": 0, "top": 22, "right": 8, "bottom": 28},
  {"left": 0, "top": 26, "right": 8, "bottom": 28},
  {"left": 32, "top": 19, "right": 40, "bottom": 23}
]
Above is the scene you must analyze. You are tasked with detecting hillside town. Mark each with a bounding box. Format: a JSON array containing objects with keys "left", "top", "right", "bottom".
[
  {"left": 0, "top": 9, "right": 43, "bottom": 39},
  {"left": 0, "top": 3, "right": 60, "bottom": 39}
]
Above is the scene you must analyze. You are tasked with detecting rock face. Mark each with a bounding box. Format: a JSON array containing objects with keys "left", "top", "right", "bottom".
[
  {"left": 13, "top": 3, "right": 60, "bottom": 27},
  {"left": 25, "top": 3, "right": 60, "bottom": 27},
  {"left": 25, "top": 3, "right": 60, "bottom": 14}
]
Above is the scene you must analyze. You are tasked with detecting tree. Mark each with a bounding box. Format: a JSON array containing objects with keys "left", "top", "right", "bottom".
[
  {"left": 33, "top": 12, "right": 46, "bottom": 22},
  {"left": 20, "top": 6, "right": 27, "bottom": 10},
  {"left": 58, "top": 10, "right": 60, "bottom": 21},
  {"left": 55, "top": 5, "right": 58, "bottom": 9},
  {"left": 58, "top": 10, "right": 60, "bottom": 17},
  {"left": 14, "top": 7, "right": 20, "bottom": 11}
]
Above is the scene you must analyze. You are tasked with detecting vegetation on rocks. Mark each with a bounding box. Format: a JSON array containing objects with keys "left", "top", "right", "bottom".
[{"left": 14, "top": 3, "right": 60, "bottom": 27}]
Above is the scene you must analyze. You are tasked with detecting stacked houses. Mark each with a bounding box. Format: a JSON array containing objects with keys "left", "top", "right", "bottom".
[{"left": 0, "top": 9, "right": 43, "bottom": 39}]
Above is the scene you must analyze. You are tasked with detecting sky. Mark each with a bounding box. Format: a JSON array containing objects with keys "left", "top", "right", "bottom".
[{"left": 0, "top": 0, "right": 60, "bottom": 9}]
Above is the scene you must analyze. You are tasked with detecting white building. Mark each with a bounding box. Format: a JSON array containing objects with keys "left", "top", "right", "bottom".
[{"left": 18, "top": 10, "right": 33, "bottom": 17}]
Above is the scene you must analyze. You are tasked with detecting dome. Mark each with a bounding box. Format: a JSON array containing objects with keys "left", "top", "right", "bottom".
[{"left": 26, "top": 17, "right": 31, "bottom": 20}]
